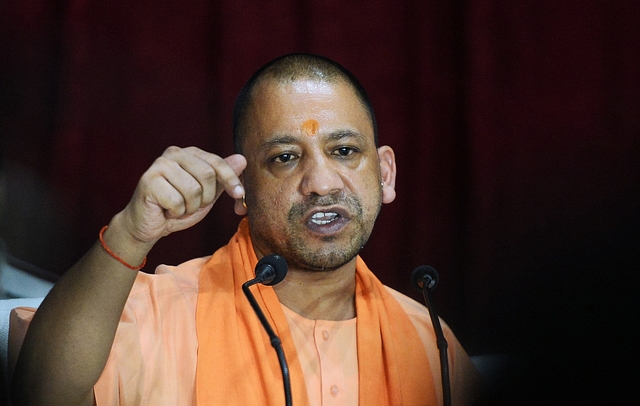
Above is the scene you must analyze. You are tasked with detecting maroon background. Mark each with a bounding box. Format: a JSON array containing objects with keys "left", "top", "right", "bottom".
[{"left": 1, "top": 1, "right": 638, "bottom": 402}]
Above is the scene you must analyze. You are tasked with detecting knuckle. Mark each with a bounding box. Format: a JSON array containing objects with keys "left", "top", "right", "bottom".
[
  {"left": 200, "top": 165, "right": 218, "bottom": 183},
  {"left": 208, "top": 154, "right": 226, "bottom": 168},
  {"left": 165, "top": 194, "right": 186, "bottom": 215},
  {"left": 152, "top": 155, "right": 173, "bottom": 170},
  {"left": 184, "top": 146, "right": 200, "bottom": 154},
  {"left": 163, "top": 145, "right": 182, "bottom": 156},
  {"left": 184, "top": 181, "right": 203, "bottom": 200}
]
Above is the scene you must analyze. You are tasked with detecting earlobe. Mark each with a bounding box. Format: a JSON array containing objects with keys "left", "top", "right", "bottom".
[
  {"left": 234, "top": 197, "right": 247, "bottom": 216},
  {"left": 377, "top": 146, "right": 397, "bottom": 204}
]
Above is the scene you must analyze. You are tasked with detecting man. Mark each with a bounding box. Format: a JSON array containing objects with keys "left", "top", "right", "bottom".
[{"left": 11, "top": 53, "right": 483, "bottom": 405}]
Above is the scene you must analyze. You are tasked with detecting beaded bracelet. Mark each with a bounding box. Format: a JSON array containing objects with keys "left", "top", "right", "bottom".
[{"left": 99, "top": 225, "right": 147, "bottom": 270}]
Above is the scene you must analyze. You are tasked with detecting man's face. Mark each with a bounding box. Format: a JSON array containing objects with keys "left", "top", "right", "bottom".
[{"left": 240, "top": 78, "right": 393, "bottom": 272}]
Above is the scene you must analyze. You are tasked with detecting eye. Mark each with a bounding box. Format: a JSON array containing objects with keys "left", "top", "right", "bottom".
[
  {"left": 334, "top": 146, "right": 357, "bottom": 157},
  {"left": 272, "top": 152, "right": 298, "bottom": 163}
]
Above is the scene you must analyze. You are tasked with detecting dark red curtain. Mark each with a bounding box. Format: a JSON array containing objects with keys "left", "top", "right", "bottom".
[{"left": 2, "top": 1, "right": 638, "bottom": 402}]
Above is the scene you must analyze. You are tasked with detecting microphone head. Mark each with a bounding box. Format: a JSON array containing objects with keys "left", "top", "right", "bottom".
[
  {"left": 411, "top": 265, "right": 439, "bottom": 292},
  {"left": 255, "top": 254, "right": 288, "bottom": 286}
]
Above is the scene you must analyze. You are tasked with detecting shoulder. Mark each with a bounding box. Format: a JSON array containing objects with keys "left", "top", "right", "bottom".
[
  {"left": 383, "top": 285, "right": 437, "bottom": 347},
  {"left": 385, "top": 285, "right": 442, "bottom": 334},
  {"left": 384, "top": 286, "right": 486, "bottom": 404},
  {"left": 383, "top": 285, "right": 456, "bottom": 348},
  {"left": 128, "top": 256, "right": 211, "bottom": 296},
  {"left": 122, "top": 256, "right": 211, "bottom": 317},
  {"left": 384, "top": 285, "right": 431, "bottom": 322}
]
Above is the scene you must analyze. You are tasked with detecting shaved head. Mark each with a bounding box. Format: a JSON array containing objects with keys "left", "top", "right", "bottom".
[{"left": 233, "top": 53, "right": 378, "bottom": 154}]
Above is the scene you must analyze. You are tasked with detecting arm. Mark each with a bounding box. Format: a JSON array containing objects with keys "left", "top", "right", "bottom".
[{"left": 10, "top": 146, "right": 246, "bottom": 406}]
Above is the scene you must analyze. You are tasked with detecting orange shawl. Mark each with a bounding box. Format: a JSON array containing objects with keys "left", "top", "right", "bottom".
[{"left": 195, "top": 218, "right": 437, "bottom": 405}]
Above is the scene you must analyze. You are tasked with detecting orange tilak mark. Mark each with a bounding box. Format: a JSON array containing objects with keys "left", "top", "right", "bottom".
[{"left": 301, "top": 119, "right": 319, "bottom": 136}]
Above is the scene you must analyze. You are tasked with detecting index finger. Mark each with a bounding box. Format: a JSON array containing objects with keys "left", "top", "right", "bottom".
[{"left": 194, "top": 150, "right": 246, "bottom": 200}]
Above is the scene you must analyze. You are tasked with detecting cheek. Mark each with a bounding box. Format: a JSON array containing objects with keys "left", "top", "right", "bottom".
[
  {"left": 354, "top": 168, "right": 384, "bottom": 208},
  {"left": 347, "top": 157, "right": 382, "bottom": 192},
  {"left": 249, "top": 181, "right": 293, "bottom": 216}
]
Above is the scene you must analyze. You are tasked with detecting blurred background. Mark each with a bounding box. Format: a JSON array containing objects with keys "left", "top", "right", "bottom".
[{"left": 1, "top": 0, "right": 638, "bottom": 403}]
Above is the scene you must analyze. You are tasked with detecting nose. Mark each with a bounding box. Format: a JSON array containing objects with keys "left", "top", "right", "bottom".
[{"left": 300, "top": 154, "right": 344, "bottom": 196}]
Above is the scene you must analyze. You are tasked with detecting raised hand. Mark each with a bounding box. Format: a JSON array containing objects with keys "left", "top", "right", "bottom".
[
  {"left": 117, "top": 146, "right": 247, "bottom": 246},
  {"left": 11, "top": 146, "right": 247, "bottom": 406}
]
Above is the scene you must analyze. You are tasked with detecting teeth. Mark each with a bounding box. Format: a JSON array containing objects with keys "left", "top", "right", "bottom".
[{"left": 311, "top": 212, "right": 339, "bottom": 225}]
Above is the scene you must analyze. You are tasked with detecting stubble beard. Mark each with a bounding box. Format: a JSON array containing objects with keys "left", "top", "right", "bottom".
[{"left": 251, "top": 192, "right": 381, "bottom": 272}]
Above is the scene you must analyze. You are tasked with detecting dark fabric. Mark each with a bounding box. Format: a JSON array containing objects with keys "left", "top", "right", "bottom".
[{"left": 1, "top": 1, "right": 638, "bottom": 403}]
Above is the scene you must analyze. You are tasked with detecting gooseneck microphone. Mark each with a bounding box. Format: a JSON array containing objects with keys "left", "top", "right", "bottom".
[
  {"left": 242, "top": 254, "right": 292, "bottom": 406},
  {"left": 411, "top": 265, "right": 451, "bottom": 406}
]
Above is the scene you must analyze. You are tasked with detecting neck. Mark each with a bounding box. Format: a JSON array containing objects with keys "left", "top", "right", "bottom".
[{"left": 273, "top": 259, "right": 357, "bottom": 321}]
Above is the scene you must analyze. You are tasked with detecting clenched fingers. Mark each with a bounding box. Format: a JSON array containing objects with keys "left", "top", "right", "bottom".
[
  {"left": 192, "top": 148, "right": 246, "bottom": 200},
  {"left": 144, "top": 146, "right": 246, "bottom": 219}
]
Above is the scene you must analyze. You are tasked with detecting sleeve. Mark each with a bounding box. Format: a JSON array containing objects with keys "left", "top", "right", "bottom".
[
  {"left": 94, "top": 268, "right": 199, "bottom": 406},
  {"left": 4, "top": 304, "right": 143, "bottom": 406},
  {"left": 93, "top": 302, "right": 145, "bottom": 405},
  {"left": 5, "top": 264, "right": 200, "bottom": 406}
]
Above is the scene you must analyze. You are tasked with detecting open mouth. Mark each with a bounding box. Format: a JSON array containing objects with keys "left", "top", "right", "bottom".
[
  {"left": 310, "top": 211, "right": 340, "bottom": 225},
  {"left": 304, "top": 206, "right": 351, "bottom": 235}
]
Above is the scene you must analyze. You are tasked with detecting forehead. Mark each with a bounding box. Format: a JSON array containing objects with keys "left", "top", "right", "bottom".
[{"left": 244, "top": 78, "right": 374, "bottom": 144}]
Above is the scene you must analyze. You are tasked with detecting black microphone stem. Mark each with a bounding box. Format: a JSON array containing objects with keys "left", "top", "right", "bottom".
[
  {"left": 242, "top": 280, "right": 293, "bottom": 406},
  {"left": 420, "top": 285, "right": 451, "bottom": 406}
]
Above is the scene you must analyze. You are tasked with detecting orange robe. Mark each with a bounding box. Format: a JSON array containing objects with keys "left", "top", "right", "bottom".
[
  {"left": 196, "top": 218, "right": 439, "bottom": 405},
  {"left": 9, "top": 218, "right": 482, "bottom": 405}
]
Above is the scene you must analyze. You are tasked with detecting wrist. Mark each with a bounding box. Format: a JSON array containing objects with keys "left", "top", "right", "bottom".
[
  {"left": 99, "top": 226, "right": 147, "bottom": 270},
  {"left": 100, "top": 214, "right": 155, "bottom": 270}
]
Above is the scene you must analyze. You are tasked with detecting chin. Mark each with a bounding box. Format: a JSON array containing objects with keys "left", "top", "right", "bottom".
[{"left": 285, "top": 244, "right": 361, "bottom": 272}]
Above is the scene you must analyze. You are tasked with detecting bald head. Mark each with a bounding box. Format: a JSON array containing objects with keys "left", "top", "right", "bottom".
[{"left": 233, "top": 53, "right": 378, "bottom": 154}]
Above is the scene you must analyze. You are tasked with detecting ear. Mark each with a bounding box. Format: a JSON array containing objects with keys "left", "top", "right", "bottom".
[
  {"left": 377, "top": 145, "right": 397, "bottom": 204},
  {"left": 234, "top": 174, "right": 247, "bottom": 216}
]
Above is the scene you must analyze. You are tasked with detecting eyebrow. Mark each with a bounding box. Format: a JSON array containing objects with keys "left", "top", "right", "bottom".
[
  {"left": 260, "top": 135, "right": 298, "bottom": 150},
  {"left": 326, "top": 129, "right": 365, "bottom": 142},
  {"left": 260, "top": 129, "right": 365, "bottom": 150}
]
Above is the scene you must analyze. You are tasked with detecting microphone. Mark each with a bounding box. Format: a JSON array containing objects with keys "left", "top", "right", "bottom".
[
  {"left": 242, "top": 254, "right": 292, "bottom": 406},
  {"left": 411, "top": 265, "right": 451, "bottom": 406},
  {"left": 411, "top": 264, "right": 439, "bottom": 292},
  {"left": 251, "top": 253, "right": 288, "bottom": 286}
]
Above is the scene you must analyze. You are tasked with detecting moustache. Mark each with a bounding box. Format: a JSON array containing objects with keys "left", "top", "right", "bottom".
[{"left": 288, "top": 193, "right": 363, "bottom": 219}]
